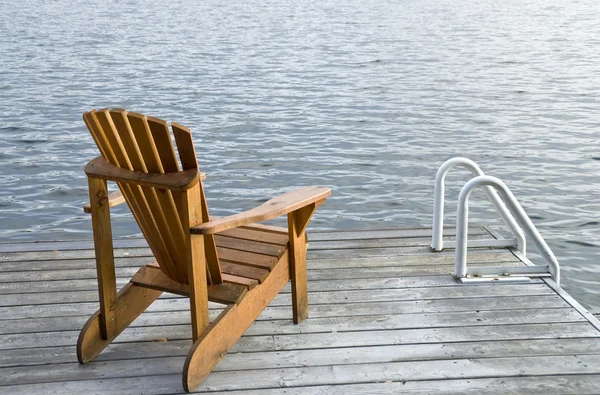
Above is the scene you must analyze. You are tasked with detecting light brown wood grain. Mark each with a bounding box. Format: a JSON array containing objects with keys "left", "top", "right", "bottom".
[
  {"left": 219, "top": 227, "right": 289, "bottom": 246},
  {"left": 217, "top": 247, "right": 279, "bottom": 270},
  {"left": 76, "top": 283, "right": 162, "bottom": 363},
  {"left": 87, "top": 177, "right": 117, "bottom": 339},
  {"left": 172, "top": 121, "right": 222, "bottom": 284},
  {"left": 215, "top": 234, "right": 286, "bottom": 257},
  {"left": 171, "top": 122, "right": 198, "bottom": 170},
  {"left": 220, "top": 261, "right": 269, "bottom": 283},
  {"left": 83, "top": 111, "right": 115, "bottom": 163},
  {"left": 191, "top": 186, "right": 331, "bottom": 235},
  {"left": 104, "top": 109, "right": 174, "bottom": 278},
  {"left": 182, "top": 186, "right": 209, "bottom": 341},
  {"left": 241, "top": 223, "right": 289, "bottom": 235},
  {"left": 131, "top": 265, "right": 190, "bottom": 296},
  {"left": 83, "top": 190, "right": 125, "bottom": 213},
  {"left": 79, "top": 109, "right": 330, "bottom": 393},
  {"left": 84, "top": 156, "right": 201, "bottom": 191},
  {"left": 222, "top": 273, "right": 258, "bottom": 289},
  {"left": 288, "top": 204, "right": 316, "bottom": 324},
  {"left": 183, "top": 251, "right": 291, "bottom": 392},
  {"left": 147, "top": 116, "right": 180, "bottom": 173},
  {"left": 127, "top": 112, "right": 189, "bottom": 283},
  {"left": 130, "top": 264, "right": 248, "bottom": 305}
]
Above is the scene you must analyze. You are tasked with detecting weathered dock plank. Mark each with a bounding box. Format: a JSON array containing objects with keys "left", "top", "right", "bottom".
[
  {"left": 7, "top": 374, "right": 600, "bottom": 395},
  {"left": 0, "top": 227, "right": 489, "bottom": 253},
  {"left": 0, "top": 294, "right": 569, "bottom": 321},
  {"left": 0, "top": 282, "right": 556, "bottom": 306},
  {"left": 0, "top": 226, "right": 599, "bottom": 394}
]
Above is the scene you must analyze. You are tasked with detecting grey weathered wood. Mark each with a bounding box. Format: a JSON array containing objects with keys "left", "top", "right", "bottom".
[
  {"left": 0, "top": 249, "right": 517, "bottom": 273},
  {"left": 0, "top": 239, "right": 149, "bottom": 254},
  {"left": 0, "top": 248, "right": 153, "bottom": 263},
  {"left": 5, "top": 374, "right": 600, "bottom": 395},
  {"left": 0, "top": 233, "right": 493, "bottom": 262},
  {"left": 0, "top": 256, "right": 152, "bottom": 272},
  {"left": 6, "top": 335, "right": 599, "bottom": 371},
  {"left": 1, "top": 226, "right": 599, "bottom": 394},
  {"left": 3, "top": 355, "right": 600, "bottom": 392},
  {"left": 0, "top": 283, "right": 555, "bottom": 307},
  {"left": 198, "top": 374, "right": 600, "bottom": 395},
  {"left": 307, "top": 245, "right": 501, "bottom": 260},
  {"left": 4, "top": 339, "right": 600, "bottom": 387},
  {"left": 0, "top": 259, "right": 522, "bottom": 283},
  {"left": 0, "top": 227, "right": 489, "bottom": 253},
  {"left": 1, "top": 321, "right": 597, "bottom": 351},
  {"left": 0, "top": 294, "right": 568, "bottom": 321},
  {"left": 198, "top": 354, "right": 600, "bottom": 392},
  {"left": 0, "top": 271, "right": 539, "bottom": 295},
  {"left": 0, "top": 306, "right": 582, "bottom": 336},
  {"left": 544, "top": 278, "right": 600, "bottom": 331}
]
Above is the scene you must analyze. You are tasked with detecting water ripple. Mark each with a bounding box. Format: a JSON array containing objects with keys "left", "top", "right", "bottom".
[{"left": 1, "top": 0, "right": 599, "bottom": 311}]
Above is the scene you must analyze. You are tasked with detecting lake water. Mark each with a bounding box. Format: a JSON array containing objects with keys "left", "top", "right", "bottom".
[{"left": 1, "top": 0, "right": 599, "bottom": 312}]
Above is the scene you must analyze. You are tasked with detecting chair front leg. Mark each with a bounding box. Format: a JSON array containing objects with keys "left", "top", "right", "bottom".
[
  {"left": 188, "top": 233, "right": 209, "bottom": 341},
  {"left": 88, "top": 177, "right": 118, "bottom": 339},
  {"left": 79, "top": 178, "right": 163, "bottom": 364},
  {"left": 183, "top": 186, "right": 210, "bottom": 341},
  {"left": 287, "top": 203, "right": 317, "bottom": 324}
]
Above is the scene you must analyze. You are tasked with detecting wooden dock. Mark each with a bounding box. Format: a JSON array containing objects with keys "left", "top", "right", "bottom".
[{"left": 1, "top": 226, "right": 600, "bottom": 394}]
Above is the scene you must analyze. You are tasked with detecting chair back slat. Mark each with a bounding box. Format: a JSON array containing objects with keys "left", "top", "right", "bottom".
[
  {"left": 172, "top": 122, "right": 199, "bottom": 170},
  {"left": 109, "top": 109, "right": 147, "bottom": 172},
  {"left": 148, "top": 117, "right": 189, "bottom": 258},
  {"left": 172, "top": 122, "right": 223, "bottom": 283},
  {"left": 94, "top": 110, "right": 133, "bottom": 170},
  {"left": 84, "top": 112, "right": 117, "bottom": 164},
  {"left": 147, "top": 116, "right": 180, "bottom": 172}
]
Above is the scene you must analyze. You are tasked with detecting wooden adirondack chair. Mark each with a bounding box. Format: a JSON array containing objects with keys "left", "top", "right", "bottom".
[{"left": 78, "top": 108, "right": 330, "bottom": 392}]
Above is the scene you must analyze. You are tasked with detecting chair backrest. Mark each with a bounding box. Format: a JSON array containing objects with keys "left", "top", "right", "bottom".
[{"left": 83, "top": 108, "right": 217, "bottom": 285}]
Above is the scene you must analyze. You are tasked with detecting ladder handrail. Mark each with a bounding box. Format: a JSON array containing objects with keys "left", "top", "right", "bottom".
[
  {"left": 432, "top": 157, "right": 526, "bottom": 254},
  {"left": 455, "top": 175, "right": 560, "bottom": 285}
]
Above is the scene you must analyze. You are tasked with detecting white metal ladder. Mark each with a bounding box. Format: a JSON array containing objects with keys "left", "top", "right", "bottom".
[{"left": 432, "top": 157, "right": 560, "bottom": 285}]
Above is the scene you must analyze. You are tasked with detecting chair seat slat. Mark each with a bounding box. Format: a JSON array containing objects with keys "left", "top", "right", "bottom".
[
  {"left": 130, "top": 265, "right": 248, "bottom": 304},
  {"left": 173, "top": 122, "right": 223, "bottom": 284},
  {"left": 219, "top": 227, "right": 289, "bottom": 246}
]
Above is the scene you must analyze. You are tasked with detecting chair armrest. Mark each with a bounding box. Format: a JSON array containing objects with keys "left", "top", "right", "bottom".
[
  {"left": 84, "top": 156, "right": 206, "bottom": 191},
  {"left": 191, "top": 186, "right": 331, "bottom": 235},
  {"left": 83, "top": 190, "right": 126, "bottom": 213}
]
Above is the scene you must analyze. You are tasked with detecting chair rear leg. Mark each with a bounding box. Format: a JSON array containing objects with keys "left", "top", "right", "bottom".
[
  {"left": 188, "top": 234, "right": 209, "bottom": 341},
  {"left": 77, "top": 283, "right": 162, "bottom": 363}
]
